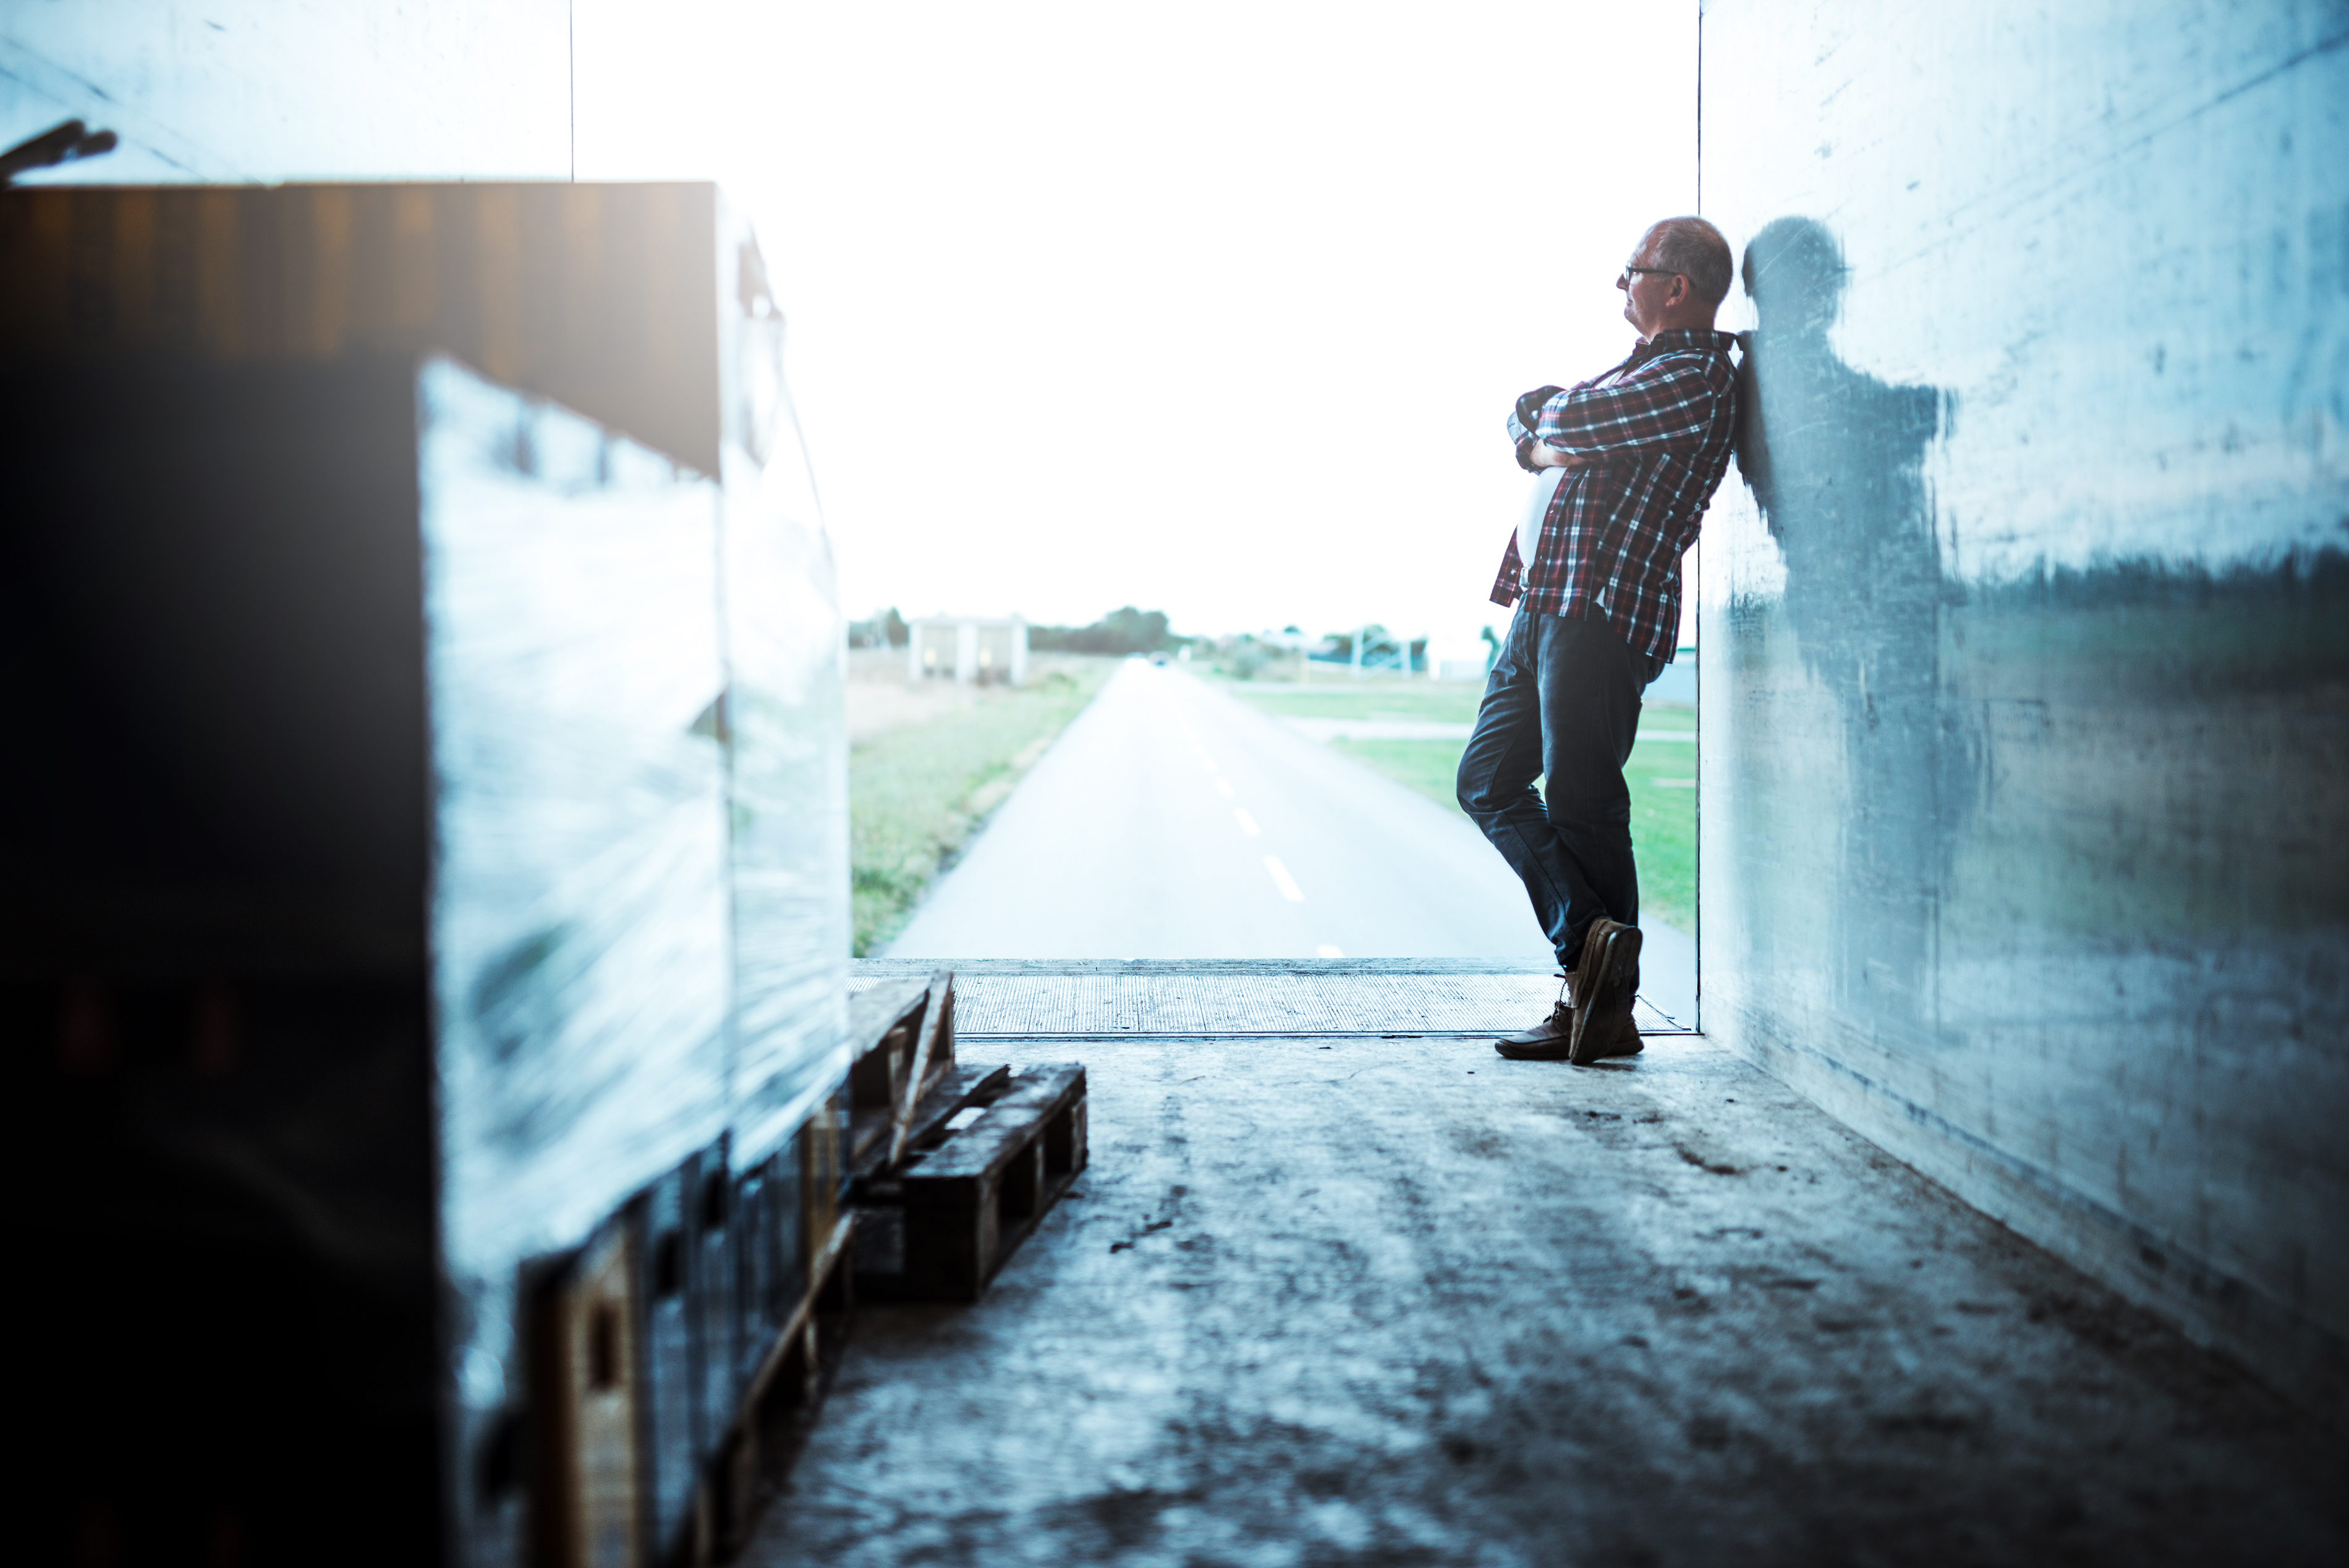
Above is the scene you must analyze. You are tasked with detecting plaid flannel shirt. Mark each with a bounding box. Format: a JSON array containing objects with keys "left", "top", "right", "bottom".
[{"left": 1491, "top": 328, "right": 1740, "bottom": 666}]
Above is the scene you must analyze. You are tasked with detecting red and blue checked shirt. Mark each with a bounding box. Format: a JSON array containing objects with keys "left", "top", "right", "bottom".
[{"left": 1490, "top": 328, "right": 1740, "bottom": 666}]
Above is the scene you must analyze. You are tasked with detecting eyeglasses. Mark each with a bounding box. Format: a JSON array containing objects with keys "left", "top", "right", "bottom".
[{"left": 1617, "top": 265, "right": 1681, "bottom": 288}]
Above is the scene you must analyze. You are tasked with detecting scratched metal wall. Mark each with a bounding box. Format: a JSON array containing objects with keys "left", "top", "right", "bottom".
[{"left": 1696, "top": 1, "right": 2349, "bottom": 1410}]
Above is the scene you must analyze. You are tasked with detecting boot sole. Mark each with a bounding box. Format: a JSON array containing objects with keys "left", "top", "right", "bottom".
[
  {"left": 1568, "top": 924, "right": 1642, "bottom": 1066},
  {"left": 1493, "top": 1039, "right": 1576, "bottom": 1061},
  {"left": 1583, "top": 1017, "right": 1644, "bottom": 1059}
]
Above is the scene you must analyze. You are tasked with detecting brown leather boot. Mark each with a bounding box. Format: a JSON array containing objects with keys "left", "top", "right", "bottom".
[
  {"left": 1568, "top": 918, "right": 1643, "bottom": 1065},
  {"left": 1494, "top": 999, "right": 1576, "bottom": 1060},
  {"left": 1580, "top": 1010, "right": 1644, "bottom": 1061}
]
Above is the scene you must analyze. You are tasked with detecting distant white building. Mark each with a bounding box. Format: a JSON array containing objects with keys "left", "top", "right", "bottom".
[
  {"left": 1426, "top": 626, "right": 1497, "bottom": 684},
  {"left": 908, "top": 614, "right": 1029, "bottom": 685}
]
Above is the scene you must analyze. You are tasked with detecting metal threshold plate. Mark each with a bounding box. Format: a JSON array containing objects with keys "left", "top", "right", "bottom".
[{"left": 853, "top": 959, "right": 1691, "bottom": 1038}]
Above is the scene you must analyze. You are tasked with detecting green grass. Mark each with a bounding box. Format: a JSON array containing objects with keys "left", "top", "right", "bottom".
[
  {"left": 1220, "top": 678, "right": 1700, "bottom": 932},
  {"left": 1621, "top": 705, "right": 1697, "bottom": 931},
  {"left": 850, "top": 663, "right": 1115, "bottom": 955}
]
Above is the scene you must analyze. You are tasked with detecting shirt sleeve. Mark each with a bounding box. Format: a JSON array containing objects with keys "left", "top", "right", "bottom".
[
  {"left": 1508, "top": 385, "right": 1565, "bottom": 472},
  {"left": 1489, "top": 534, "right": 1524, "bottom": 608},
  {"left": 1532, "top": 353, "right": 1728, "bottom": 461}
]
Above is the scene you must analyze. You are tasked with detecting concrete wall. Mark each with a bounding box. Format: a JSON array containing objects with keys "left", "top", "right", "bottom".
[
  {"left": 1696, "top": 1, "right": 2349, "bottom": 1414},
  {"left": 2, "top": 1, "right": 569, "bottom": 183}
]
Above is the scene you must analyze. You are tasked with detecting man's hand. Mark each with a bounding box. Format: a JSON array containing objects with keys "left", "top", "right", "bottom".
[
  {"left": 1527, "top": 444, "right": 1599, "bottom": 470},
  {"left": 1514, "top": 386, "right": 1565, "bottom": 433},
  {"left": 1510, "top": 385, "right": 1566, "bottom": 473}
]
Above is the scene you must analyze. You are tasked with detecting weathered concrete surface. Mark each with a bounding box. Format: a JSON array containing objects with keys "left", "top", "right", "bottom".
[
  {"left": 747, "top": 1035, "right": 2345, "bottom": 1566},
  {"left": 1696, "top": 0, "right": 2349, "bottom": 1412}
]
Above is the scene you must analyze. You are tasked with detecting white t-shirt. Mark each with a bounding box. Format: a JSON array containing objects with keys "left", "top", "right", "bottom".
[{"left": 1517, "top": 465, "right": 1572, "bottom": 588}]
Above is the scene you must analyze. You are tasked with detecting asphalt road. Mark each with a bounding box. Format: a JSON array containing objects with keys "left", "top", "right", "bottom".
[{"left": 888, "top": 663, "right": 1697, "bottom": 1022}]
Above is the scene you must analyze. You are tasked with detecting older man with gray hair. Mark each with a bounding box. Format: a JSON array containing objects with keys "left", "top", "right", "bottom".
[{"left": 1458, "top": 216, "right": 1739, "bottom": 1064}]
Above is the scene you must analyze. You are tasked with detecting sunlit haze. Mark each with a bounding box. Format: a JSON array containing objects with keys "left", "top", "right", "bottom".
[{"left": 574, "top": 2, "right": 1697, "bottom": 649}]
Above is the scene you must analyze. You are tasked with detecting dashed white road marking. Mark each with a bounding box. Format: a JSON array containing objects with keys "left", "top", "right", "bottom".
[
  {"left": 1317, "top": 944, "right": 1344, "bottom": 958},
  {"left": 1263, "top": 856, "right": 1306, "bottom": 902},
  {"left": 1232, "top": 807, "right": 1260, "bottom": 836},
  {"left": 1213, "top": 778, "right": 1235, "bottom": 798}
]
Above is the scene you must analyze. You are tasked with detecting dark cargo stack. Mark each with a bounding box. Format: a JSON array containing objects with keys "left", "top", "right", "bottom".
[{"left": 2, "top": 184, "right": 849, "bottom": 1568}]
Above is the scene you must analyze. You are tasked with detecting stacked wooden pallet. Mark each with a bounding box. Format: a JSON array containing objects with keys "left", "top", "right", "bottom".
[
  {"left": 530, "top": 1116, "right": 854, "bottom": 1568},
  {"left": 530, "top": 970, "right": 1089, "bottom": 1565},
  {"left": 844, "top": 974, "right": 1090, "bottom": 1305}
]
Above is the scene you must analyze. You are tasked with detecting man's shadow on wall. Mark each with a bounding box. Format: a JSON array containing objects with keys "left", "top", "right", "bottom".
[{"left": 1733, "top": 218, "right": 1973, "bottom": 1041}]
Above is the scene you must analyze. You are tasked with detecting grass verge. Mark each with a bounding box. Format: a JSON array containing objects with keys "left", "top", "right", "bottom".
[
  {"left": 851, "top": 658, "right": 1116, "bottom": 955},
  {"left": 1214, "top": 677, "right": 1698, "bottom": 931}
]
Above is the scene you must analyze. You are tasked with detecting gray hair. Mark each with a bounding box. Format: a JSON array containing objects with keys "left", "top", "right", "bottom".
[{"left": 1649, "top": 216, "right": 1735, "bottom": 309}]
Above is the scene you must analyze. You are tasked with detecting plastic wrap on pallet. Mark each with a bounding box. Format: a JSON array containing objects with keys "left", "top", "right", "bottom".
[
  {"left": 634, "top": 1161, "right": 700, "bottom": 1560},
  {"left": 719, "top": 244, "right": 851, "bottom": 1168},
  {"left": 418, "top": 357, "right": 735, "bottom": 1562},
  {"left": 694, "top": 1135, "right": 742, "bottom": 1462},
  {"left": 723, "top": 457, "right": 850, "bottom": 1164},
  {"left": 734, "top": 1144, "right": 809, "bottom": 1390},
  {"left": 424, "top": 355, "right": 732, "bottom": 1282}
]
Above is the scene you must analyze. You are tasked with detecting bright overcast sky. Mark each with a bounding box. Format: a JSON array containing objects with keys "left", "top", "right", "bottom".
[{"left": 576, "top": 2, "right": 1698, "bottom": 648}]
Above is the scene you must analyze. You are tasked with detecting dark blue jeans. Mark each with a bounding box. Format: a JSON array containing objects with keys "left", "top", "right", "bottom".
[{"left": 1456, "top": 609, "right": 1660, "bottom": 969}]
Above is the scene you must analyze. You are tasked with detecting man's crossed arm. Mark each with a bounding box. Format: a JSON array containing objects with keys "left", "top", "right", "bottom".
[
  {"left": 1508, "top": 384, "right": 1608, "bottom": 472},
  {"left": 1508, "top": 352, "right": 1729, "bottom": 472},
  {"left": 1526, "top": 444, "right": 1602, "bottom": 471}
]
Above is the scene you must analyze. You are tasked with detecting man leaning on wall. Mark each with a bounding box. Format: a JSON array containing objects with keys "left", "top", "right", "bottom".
[{"left": 1457, "top": 216, "right": 1740, "bottom": 1064}]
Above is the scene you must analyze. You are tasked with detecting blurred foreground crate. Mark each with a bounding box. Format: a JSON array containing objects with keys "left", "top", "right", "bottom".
[{"left": 3, "top": 182, "right": 847, "bottom": 1568}]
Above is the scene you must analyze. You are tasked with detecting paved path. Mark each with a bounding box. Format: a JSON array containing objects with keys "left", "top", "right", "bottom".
[
  {"left": 747, "top": 1030, "right": 2345, "bottom": 1567},
  {"left": 887, "top": 664, "right": 1696, "bottom": 1020}
]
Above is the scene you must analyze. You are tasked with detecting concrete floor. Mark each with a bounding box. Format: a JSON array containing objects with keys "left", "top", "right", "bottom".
[{"left": 745, "top": 1032, "right": 2345, "bottom": 1567}]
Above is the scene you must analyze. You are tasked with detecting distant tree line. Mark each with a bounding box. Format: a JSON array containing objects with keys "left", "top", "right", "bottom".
[
  {"left": 1027, "top": 606, "right": 1174, "bottom": 655},
  {"left": 847, "top": 605, "right": 1179, "bottom": 656},
  {"left": 847, "top": 608, "right": 909, "bottom": 648}
]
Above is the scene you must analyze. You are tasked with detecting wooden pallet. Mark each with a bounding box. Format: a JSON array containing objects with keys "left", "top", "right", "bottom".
[
  {"left": 666, "top": 977, "right": 955, "bottom": 1561},
  {"left": 529, "top": 1104, "right": 852, "bottom": 1568},
  {"left": 852, "top": 1064, "right": 1089, "bottom": 1303},
  {"left": 705, "top": 1208, "right": 855, "bottom": 1561},
  {"left": 530, "top": 1219, "right": 643, "bottom": 1568},
  {"left": 846, "top": 970, "right": 956, "bottom": 1172}
]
